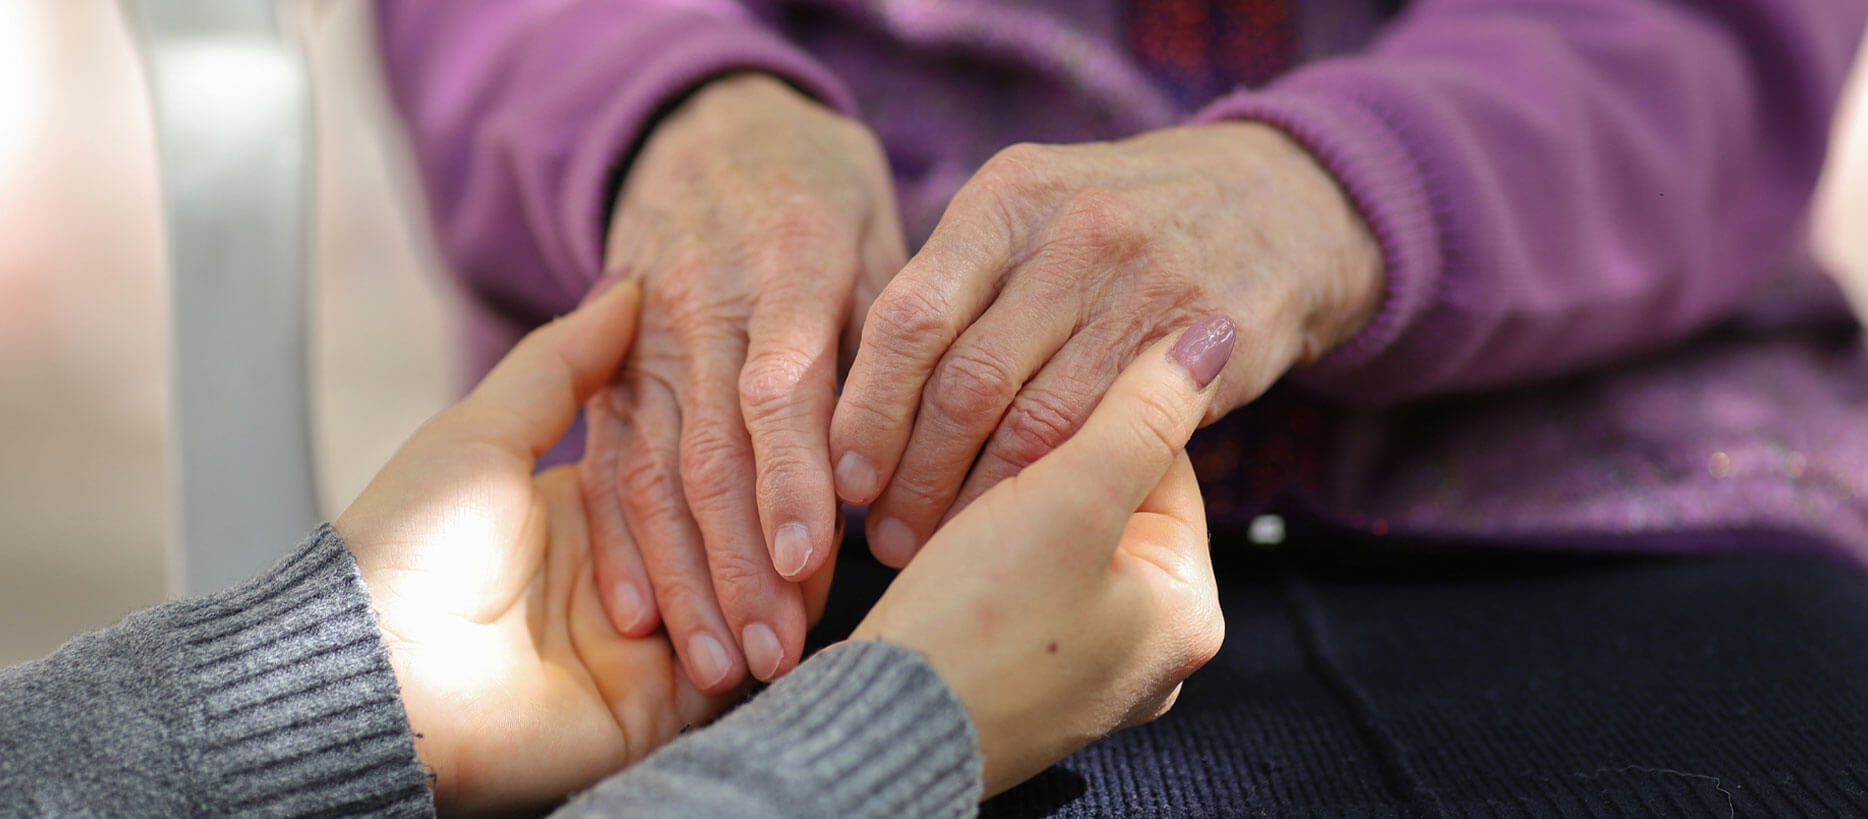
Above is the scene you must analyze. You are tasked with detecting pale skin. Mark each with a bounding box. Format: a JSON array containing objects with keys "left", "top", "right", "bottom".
[
  {"left": 833, "top": 124, "right": 1383, "bottom": 563},
  {"left": 337, "top": 282, "right": 752, "bottom": 814},
  {"left": 853, "top": 326, "right": 1230, "bottom": 796},
  {"left": 586, "top": 72, "right": 1381, "bottom": 690},
  {"left": 334, "top": 281, "right": 1226, "bottom": 811},
  {"left": 584, "top": 73, "right": 905, "bottom": 691}
]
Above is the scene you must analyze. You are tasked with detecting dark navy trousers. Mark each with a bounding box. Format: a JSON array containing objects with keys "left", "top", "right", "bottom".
[{"left": 812, "top": 530, "right": 1868, "bottom": 817}]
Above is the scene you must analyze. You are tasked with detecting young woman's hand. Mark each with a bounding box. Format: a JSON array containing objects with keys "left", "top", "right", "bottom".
[
  {"left": 584, "top": 73, "right": 906, "bottom": 693},
  {"left": 851, "top": 317, "right": 1237, "bottom": 796},
  {"left": 831, "top": 122, "right": 1382, "bottom": 566},
  {"left": 337, "top": 283, "right": 827, "bottom": 814}
]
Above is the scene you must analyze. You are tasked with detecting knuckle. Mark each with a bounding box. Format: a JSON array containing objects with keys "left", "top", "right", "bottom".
[
  {"left": 928, "top": 346, "right": 1020, "bottom": 422},
  {"left": 704, "top": 548, "right": 775, "bottom": 600},
  {"left": 619, "top": 450, "right": 684, "bottom": 522},
  {"left": 680, "top": 428, "right": 749, "bottom": 510},
  {"left": 1176, "top": 589, "right": 1226, "bottom": 670},
  {"left": 644, "top": 570, "right": 714, "bottom": 618},
  {"left": 996, "top": 389, "right": 1087, "bottom": 467},
  {"left": 1176, "top": 623, "right": 1224, "bottom": 678},
  {"left": 1055, "top": 187, "right": 1148, "bottom": 258},
  {"left": 883, "top": 464, "right": 952, "bottom": 514},
  {"left": 977, "top": 142, "right": 1050, "bottom": 189},
  {"left": 1194, "top": 617, "right": 1225, "bottom": 666},
  {"left": 833, "top": 390, "right": 907, "bottom": 435},
  {"left": 739, "top": 348, "right": 817, "bottom": 422},
  {"left": 963, "top": 144, "right": 1056, "bottom": 242},
  {"left": 864, "top": 286, "right": 951, "bottom": 353},
  {"left": 755, "top": 446, "right": 823, "bottom": 503}
]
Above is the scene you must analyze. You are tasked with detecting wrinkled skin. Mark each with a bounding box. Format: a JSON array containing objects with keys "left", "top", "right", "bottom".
[
  {"left": 853, "top": 328, "right": 1231, "bottom": 796},
  {"left": 831, "top": 122, "right": 1382, "bottom": 564},
  {"left": 583, "top": 74, "right": 905, "bottom": 692},
  {"left": 336, "top": 282, "right": 1226, "bottom": 809},
  {"left": 585, "top": 77, "right": 1380, "bottom": 694}
]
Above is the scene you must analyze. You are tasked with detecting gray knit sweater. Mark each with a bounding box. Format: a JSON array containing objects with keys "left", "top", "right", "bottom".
[{"left": 0, "top": 527, "right": 981, "bottom": 816}]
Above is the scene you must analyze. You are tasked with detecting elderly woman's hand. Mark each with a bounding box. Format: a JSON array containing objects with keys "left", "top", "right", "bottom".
[
  {"left": 829, "top": 123, "right": 1382, "bottom": 565},
  {"left": 584, "top": 73, "right": 906, "bottom": 693},
  {"left": 851, "top": 319, "right": 1234, "bottom": 795}
]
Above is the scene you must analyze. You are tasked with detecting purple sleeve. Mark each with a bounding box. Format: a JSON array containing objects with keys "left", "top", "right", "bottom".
[
  {"left": 374, "top": 0, "right": 855, "bottom": 324},
  {"left": 1198, "top": 0, "right": 1868, "bottom": 403}
]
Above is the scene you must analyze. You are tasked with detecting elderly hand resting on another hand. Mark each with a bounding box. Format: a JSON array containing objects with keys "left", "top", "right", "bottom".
[
  {"left": 577, "top": 73, "right": 1378, "bottom": 698},
  {"left": 332, "top": 278, "right": 1229, "bottom": 811},
  {"left": 832, "top": 123, "right": 1382, "bottom": 565},
  {"left": 581, "top": 73, "right": 905, "bottom": 692}
]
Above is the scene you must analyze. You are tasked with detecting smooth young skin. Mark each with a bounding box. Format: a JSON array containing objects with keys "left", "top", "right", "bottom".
[
  {"left": 853, "top": 327, "right": 1229, "bottom": 796},
  {"left": 584, "top": 73, "right": 905, "bottom": 692},
  {"left": 832, "top": 123, "right": 1382, "bottom": 565},
  {"left": 337, "top": 282, "right": 831, "bottom": 814}
]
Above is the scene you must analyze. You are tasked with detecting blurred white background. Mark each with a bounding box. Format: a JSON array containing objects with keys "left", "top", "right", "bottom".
[
  {"left": 0, "top": 1, "right": 1863, "bottom": 664},
  {"left": 0, "top": 0, "right": 453, "bottom": 663}
]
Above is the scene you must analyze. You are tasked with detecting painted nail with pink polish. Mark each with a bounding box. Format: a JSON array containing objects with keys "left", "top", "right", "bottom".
[{"left": 1169, "top": 315, "right": 1237, "bottom": 389}]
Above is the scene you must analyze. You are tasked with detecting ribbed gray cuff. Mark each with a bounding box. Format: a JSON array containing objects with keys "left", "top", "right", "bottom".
[
  {"left": 147, "top": 525, "right": 431, "bottom": 816},
  {"left": 562, "top": 640, "right": 980, "bottom": 818},
  {"left": 729, "top": 640, "right": 980, "bottom": 816}
]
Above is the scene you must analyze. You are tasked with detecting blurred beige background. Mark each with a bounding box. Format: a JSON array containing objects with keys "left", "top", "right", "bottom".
[
  {"left": 0, "top": 0, "right": 454, "bottom": 664},
  {"left": 0, "top": 1, "right": 1864, "bottom": 665}
]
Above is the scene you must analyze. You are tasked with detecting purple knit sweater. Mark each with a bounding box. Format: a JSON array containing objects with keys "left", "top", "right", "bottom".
[{"left": 375, "top": 0, "right": 1868, "bottom": 561}]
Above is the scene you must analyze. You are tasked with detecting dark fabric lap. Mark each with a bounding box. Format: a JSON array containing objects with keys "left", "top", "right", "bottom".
[{"left": 809, "top": 531, "right": 1868, "bottom": 817}]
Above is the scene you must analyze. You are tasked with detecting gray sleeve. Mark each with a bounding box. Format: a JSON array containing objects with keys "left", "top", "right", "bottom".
[
  {"left": 556, "top": 640, "right": 982, "bottom": 818},
  {"left": 0, "top": 525, "right": 433, "bottom": 817}
]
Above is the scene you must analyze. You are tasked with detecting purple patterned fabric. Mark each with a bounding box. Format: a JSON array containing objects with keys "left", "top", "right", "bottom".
[{"left": 374, "top": 0, "right": 1868, "bottom": 561}]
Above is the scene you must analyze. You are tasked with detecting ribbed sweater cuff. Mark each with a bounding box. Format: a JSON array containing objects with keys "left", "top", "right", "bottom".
[
  {"left": 1193, "top": 65, "right": 1443, "bottom": 401},
  {"left": 732, "top": 641, "right": 980, "bottom": 816},
  {"left": 571, "top": 640, "right": 979, "bottom": 817},
  {"left": 145, "top": 525, "right": 431, "bottom": 815},
  {"left": 557, "top": 5, "right": 857, "bottom": 293}
]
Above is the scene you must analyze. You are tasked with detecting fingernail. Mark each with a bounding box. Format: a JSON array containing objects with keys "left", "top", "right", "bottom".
[
  {"left": 773, "top": 522, "right": 813, "bottom": 578},
  {"left": 610, "top": 582, "right": 648, "bottom": 632},
  {"left": 741, "top": 622, "right": 784, "bottom": 681},
  {"left": 835, "top": 452, "right": 879, "bottom": 503},
  {"left": 1169, "top": 314, "right": 1237, "bottom": 389},
  {"left": 871, "top": 517, "right": 917, "bottom": 568},
  {"left": 687, "top": 632, "right": 732, "bottom": 689}
]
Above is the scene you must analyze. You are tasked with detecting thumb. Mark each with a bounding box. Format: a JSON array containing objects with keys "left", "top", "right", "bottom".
[
  {"left": 1013, "top": 314, "right": 1234, "bottom": 549},
  {"left": 440, "top": 280, "right": 644, "bottom": 459}
]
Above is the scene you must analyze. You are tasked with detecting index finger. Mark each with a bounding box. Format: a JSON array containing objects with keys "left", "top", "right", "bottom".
[
  {"left": 827, "top": 175, "right": 1021, "bottom": 507},
  {"left": 1015, "top": 314, "right": 1236, "bottom": 538}
]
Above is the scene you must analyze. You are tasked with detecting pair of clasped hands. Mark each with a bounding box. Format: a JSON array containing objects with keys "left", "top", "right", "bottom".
[{"left": 335, "top": 73, "right": 1381, "bottom": 812}]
